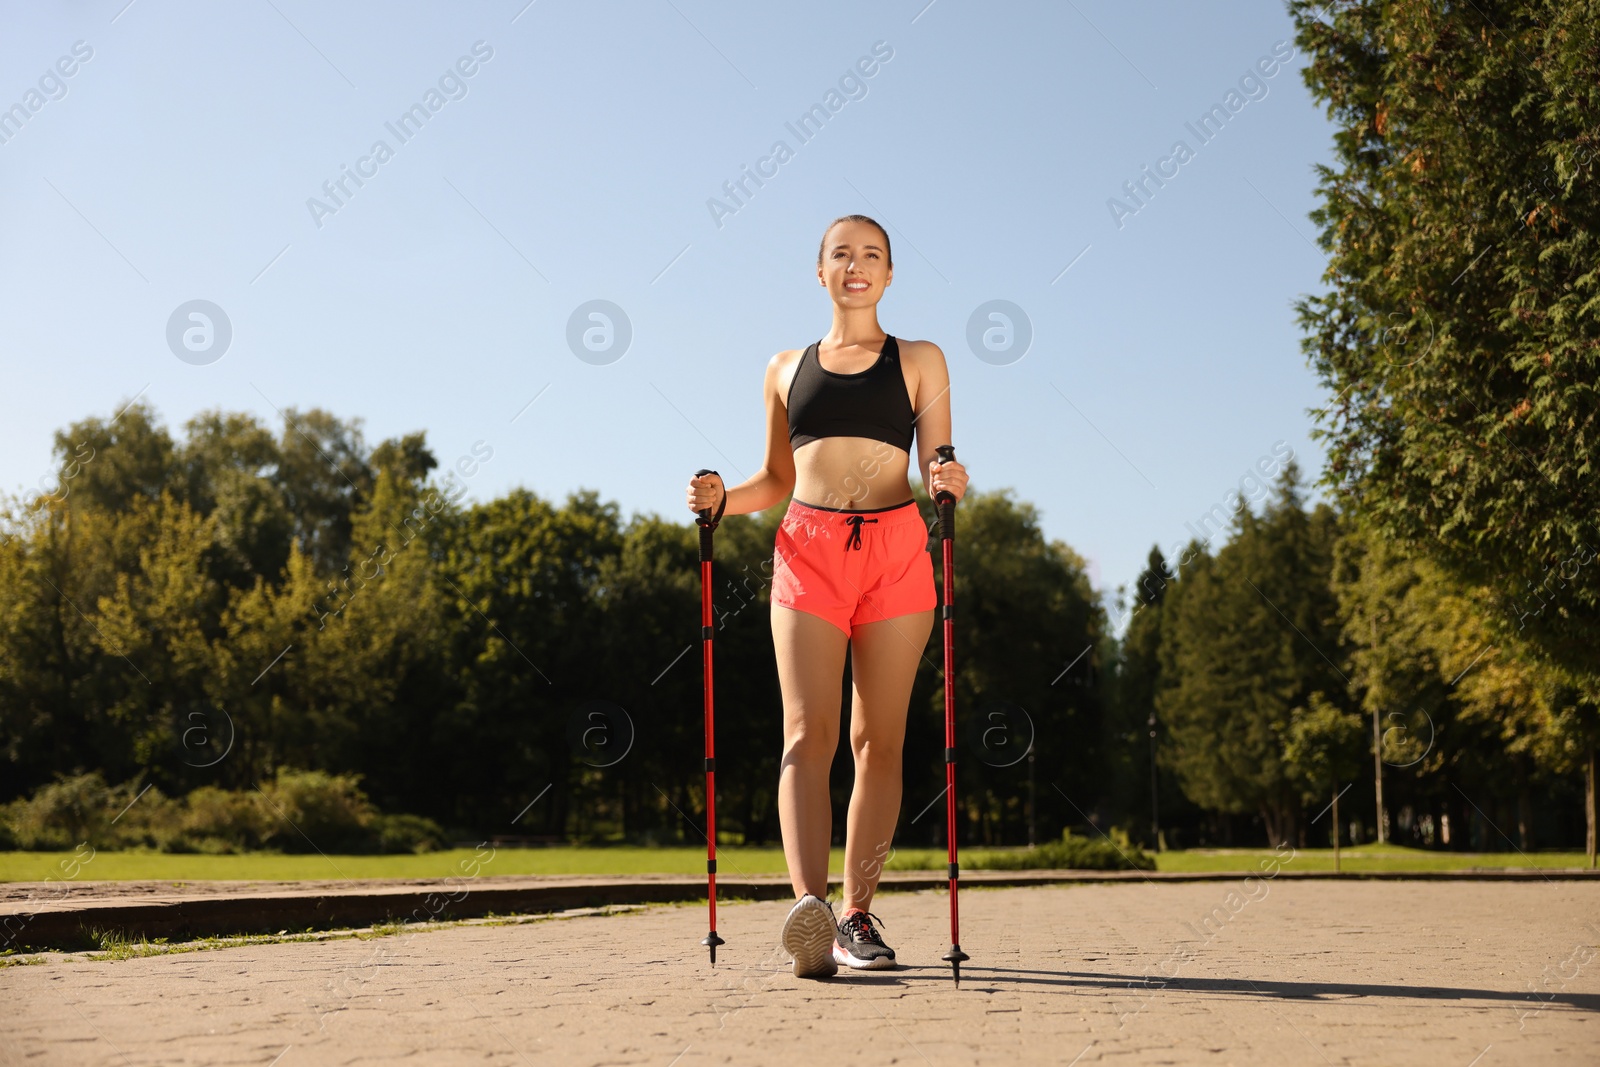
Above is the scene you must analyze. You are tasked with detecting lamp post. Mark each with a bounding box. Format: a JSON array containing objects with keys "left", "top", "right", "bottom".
[
  {"left": 1027, "top": 745, "right": 1036, "bottom": 847},
  {"left": 1148, "top": 711, "right": 1160, "bottom": 851},
  {"left": 1369, "top": 618, "right": 1385, "bottom": 844}
]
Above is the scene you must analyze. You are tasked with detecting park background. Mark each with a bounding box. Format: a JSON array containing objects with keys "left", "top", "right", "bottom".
[{"left": 1, "top": 1, "right": 1595, "bottom": 875}]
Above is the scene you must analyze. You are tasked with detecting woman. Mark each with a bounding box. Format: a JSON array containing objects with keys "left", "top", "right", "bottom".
[{"left": 684, "top": 214, "right": 968, "bottom": 978}]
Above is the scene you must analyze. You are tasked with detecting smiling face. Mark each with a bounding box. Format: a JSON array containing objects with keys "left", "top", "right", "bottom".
[{"left": 817, "top": 219, "right": 892, "bottom": 305}]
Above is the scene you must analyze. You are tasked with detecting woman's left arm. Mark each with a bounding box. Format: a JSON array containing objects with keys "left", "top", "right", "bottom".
[{"left": 909, "top": 340, "right": 968, "bottom": 502}]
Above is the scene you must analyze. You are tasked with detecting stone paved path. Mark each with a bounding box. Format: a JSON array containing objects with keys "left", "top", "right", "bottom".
[{"left": 4, "top": 880, "right": 1597, "bottom": 1065}]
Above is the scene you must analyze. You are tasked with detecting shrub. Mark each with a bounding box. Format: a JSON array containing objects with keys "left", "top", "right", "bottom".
[
  {"left": 372, "top": 813, "right": 447, "bottom": 854},
  {"left": 3, "top": 772, "right": 118, "bottom": 850},
  {"left": 256, "top": 768, "right": 377, "bottom": 853},
  {"left": 0, "top": 806, "right": 15, "bottom": 850},
  {"left": 175, "top": 785, "right": 276, "bottom": 853},
  {"left": 0, "top": 768, "right": 448, "bottom": 855},
  {"left": 967, "top": 828, "right": 1156, "bottom": 872},
  {"left": 105, "top": 786, "right": 182, "bottom": 851}
]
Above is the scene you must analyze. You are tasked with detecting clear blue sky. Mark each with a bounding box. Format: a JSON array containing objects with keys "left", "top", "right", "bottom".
[{"left": 2, "top": 0, "right": 1336, "bottom": 630}]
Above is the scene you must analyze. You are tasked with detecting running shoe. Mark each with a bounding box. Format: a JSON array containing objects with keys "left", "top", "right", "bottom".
[
  {"left": 833, "top": 908, "right": 896, "bottom": 969},
  {"left": 780, "top": 894, "right": 839, "bottom": 978}
]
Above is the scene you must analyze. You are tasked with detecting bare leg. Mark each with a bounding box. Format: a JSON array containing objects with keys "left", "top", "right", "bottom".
[
  {"left": 772, "top": 604, "right": 850, "bottom": 900},
  {"left": 842, "top": 608, "right": 936, "bottom": 912}
]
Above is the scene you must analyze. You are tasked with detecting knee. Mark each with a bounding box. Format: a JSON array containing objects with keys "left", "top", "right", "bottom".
[
  {"left": 783, "top": 722, "right": 838, "bottom": 768},
  {"left": 851, "top": 734, "right": 903, "bottom": 770}
]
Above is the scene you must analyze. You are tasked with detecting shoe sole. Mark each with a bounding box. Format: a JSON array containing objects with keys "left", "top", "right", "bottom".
[
  {"left": 781, "top": 897, "right": 838, "bottom": 978},
  {"left": 833, "top": 942, "right": 897, "bottom": 970}
]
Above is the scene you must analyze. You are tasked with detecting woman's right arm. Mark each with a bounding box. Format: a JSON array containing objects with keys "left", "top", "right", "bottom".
[{"left": 685, "top": 350, "right": 797, "bottom": 517}]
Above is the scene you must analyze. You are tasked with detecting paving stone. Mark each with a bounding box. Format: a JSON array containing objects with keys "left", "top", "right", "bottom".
[{"left": 3, "top": 880, "right": 1597, "bottom": 1065}]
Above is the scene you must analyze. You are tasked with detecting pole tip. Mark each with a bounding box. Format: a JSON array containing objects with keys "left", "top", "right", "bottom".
[
  {"left": 943, "top": 944, "right": 969, "bottom": 985},
  {"left": 702, "top": 931, "right": 725, "bottom": 966}
]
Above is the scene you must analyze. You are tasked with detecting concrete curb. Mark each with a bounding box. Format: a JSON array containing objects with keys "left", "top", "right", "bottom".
[{"left": 3, "top": 867, "right": 1596, "bottom": 952}]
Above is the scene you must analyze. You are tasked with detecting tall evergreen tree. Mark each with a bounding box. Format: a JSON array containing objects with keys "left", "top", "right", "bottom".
[
  {"left": 1107, "top": 546, "right": 1178, "bottom": 846},
  {"left": 1157, "top": 462, "right": 1349, "bottom": 845},
  {"left": 1289, "top": 0, "right": 1600, "bottom": 692}
]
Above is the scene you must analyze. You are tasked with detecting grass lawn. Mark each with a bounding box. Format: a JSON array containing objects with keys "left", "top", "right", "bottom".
[
  {"left": 2, "top": 840, "right": 1591, "bottom": 882},
  {"left": 0, "top": 847, "right": 807, "bottom": 883},
  {"left": 1150, "top": 841, "right": 1593, "bottom": 873}
]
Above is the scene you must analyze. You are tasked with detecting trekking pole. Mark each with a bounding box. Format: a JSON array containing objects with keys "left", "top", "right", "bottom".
[
  {"left": 694, "top": 468, "right": 728, "bottom": 965},
  {"left": 933, "top": 444, "right": 970, "bottom": 987}
]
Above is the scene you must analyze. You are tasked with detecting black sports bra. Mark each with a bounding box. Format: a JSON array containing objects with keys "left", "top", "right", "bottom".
[{"left": 786, "top": 334, "right": 916, "bottom": 453}]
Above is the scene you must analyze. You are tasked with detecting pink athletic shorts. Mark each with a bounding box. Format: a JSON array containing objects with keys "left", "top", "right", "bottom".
[{"left": 770, "top": 498, "right": 937, "bottom": 637}]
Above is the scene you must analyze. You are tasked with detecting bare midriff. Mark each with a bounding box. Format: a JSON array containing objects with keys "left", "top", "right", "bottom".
[{"left": 792, "top": 436, "right": 914, "bottom": 511}]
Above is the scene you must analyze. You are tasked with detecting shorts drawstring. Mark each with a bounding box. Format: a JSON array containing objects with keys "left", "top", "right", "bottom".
[{"left": 843, "top": 514, "right": 878, "bottom": 551}]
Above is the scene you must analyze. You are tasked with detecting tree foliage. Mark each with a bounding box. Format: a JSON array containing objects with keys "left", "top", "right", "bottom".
[
  {"left": 1155, "top": 461, "right": 1351, "bottom": 846},
  {"left": 0, "top": 402, "right": 1106, "bottom": 850},
  {"left": 1289, "top": 0, "right": 1600, "bottom": 690}
]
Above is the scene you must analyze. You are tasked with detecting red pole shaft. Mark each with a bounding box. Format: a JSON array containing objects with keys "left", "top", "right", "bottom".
[
  {"left": 701, "top": 559, "right": 718, "bottom": 932},
  {"left": 942, "top": 537, "right": 959, "bottom": 945}
]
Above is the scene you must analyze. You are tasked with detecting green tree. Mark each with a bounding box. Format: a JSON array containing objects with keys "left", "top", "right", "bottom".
[
  {"left": 1107, "top": 546, "right": 1183, "bottom": 848},
  {"left": 1157, "top": 462, "right": 1350, "bottom": 846},
  {"left": 92, "top": 493, "right": 226, "bottom": 782},
  {"left": 0, "top": 494, "right": 178, "bottom": 794},
  {"left": 273, "top": 407, "right": 375, "bottom": 574},
  {"left": 45, "top": 399, "right": 175, "bottom": 515},
  {"left": 1284, "top": 692, "right": 1366, "bottom": 867},
  {"left": 210, "top": 455, "right": 456, "bottom": 806},
  {"left": 926, "top": 488, "right": 1106, "bottom": 848},
  {"left": 587, "top": 511, "right": 709, "bottom": 842},
  {"left": 1334, "top": 522, "right": 1596, "bottom": 856},
  {"left": 0, "top": 499, "right": 95, "bottom": 791},
  {"left": 174, "top": 409, "right": 293, "bottom": 591},
  {"left": 435, "top": 488, "right": 625, "bottom": 833},
  {"left": 1333, "top": 525, "right": 1453, "bottom": 843},
  {"left": 1289, "top": 0, "right": 1600, "bottom": 692}
]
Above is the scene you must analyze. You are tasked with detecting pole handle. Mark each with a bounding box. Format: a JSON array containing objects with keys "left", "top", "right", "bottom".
[
  {"left": 694, "top": 468, "right": 727, "bottom": 526},
  {"left": 694, "top": 468, "right": 726, "bottom": 561},
  {"left": 932, "top": 445, "right": 957, "bottom": 541}
]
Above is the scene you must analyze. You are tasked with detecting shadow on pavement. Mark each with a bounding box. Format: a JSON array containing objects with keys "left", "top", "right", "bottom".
[{"left": 830, "top": 965, "right": 1600, "bottom": 1012}]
